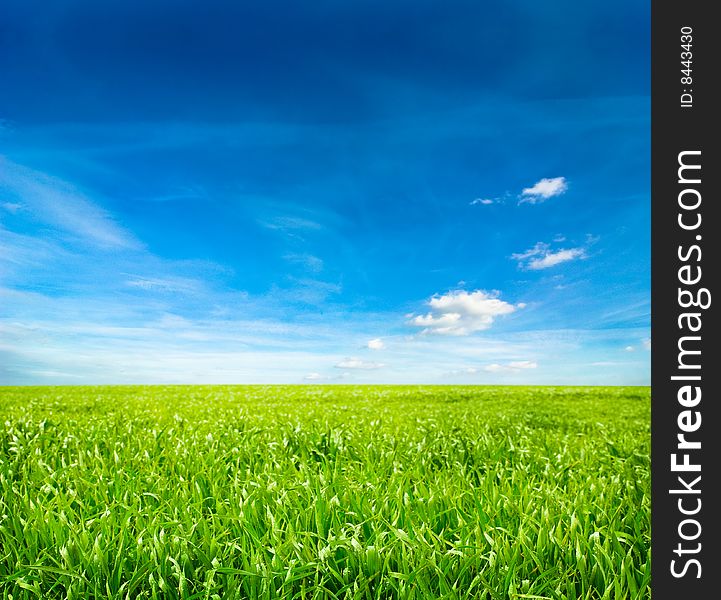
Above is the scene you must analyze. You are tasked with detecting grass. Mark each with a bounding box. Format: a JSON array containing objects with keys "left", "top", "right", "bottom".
[{"left": 0, "top": 385, "right": 650, "bottom": 599}]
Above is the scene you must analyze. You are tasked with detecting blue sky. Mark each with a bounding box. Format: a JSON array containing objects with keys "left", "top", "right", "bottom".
[{"left": 0, "top": 0, "right": 650, "bottom": 385}]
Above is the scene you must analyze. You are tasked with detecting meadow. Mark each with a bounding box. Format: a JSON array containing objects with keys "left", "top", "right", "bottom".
[{"left": 0, "top": 385, "right": 650, "bottom": 600}]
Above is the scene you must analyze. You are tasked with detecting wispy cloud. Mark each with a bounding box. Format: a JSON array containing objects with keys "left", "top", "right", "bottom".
[
  {"left": 271, "top": 277, "right": 342, "bottom": 305},
  {"left": 528, "top": 248, "right": 585, "bottom": 270},
  {"left": 124, "top": 276, "right": 204, "bottom": 294},
  {"left": 0, "top": 157, "right": 141, "bottom": 249},
  {"left": 408, "top": 289, "right": 521, "bottom": 336},
  {"left": 470, "top": 198, "right": 495, "bottom": 206},
  {"left": 512, "top": 241, "right": 586, "bottom": 270},
  {"left": 261, "top": 216, "right": 322, "bottom": 231},
  {"left": 512, "top": 242, "right": 548, "bottom": 262},
  {"left": 283, "top": 253, "right": 324, "bottom": 273},
  {"left": 0, "top": 225, "right": 71, "bottom": 274},
  {"left": 519, "top": 177, "right": 568, "bottom": 204},
  {"left": 2, "top": 202, "right": 23, "bottom": 214}
]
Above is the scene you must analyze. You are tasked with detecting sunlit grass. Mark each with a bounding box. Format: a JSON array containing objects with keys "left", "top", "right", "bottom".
[{"left": 0, "top": 385, "right": 650, "bottom": 599}]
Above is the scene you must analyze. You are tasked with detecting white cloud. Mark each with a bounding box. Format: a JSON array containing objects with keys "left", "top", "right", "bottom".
[
  {"left": 528, "top": 248, "right": 585, "bottom": 270},
  {"left": 519, "top": 177, "right": 568, "bottom": 204},
  {"left": 512, "top": 242, "right": 585, "bottom": 270},
  {"left": 470, "top": 198, "right": 494, "bottom": 205},
  {"left": 484, "top": 360, "right": 537, "bottom": 373},
  {"left": 412, "top": 312, "right": 462, "bottom": 332},
  {"left": 624, "top": 345, "right": 635, "bottom": 352},
  {"left": 643, "top": 338, "right": 651, "bottom": 351},
  {"left": 304, "top": 372, "right": 325, "bottom": 380},
  {"left": 334, "top": 358, "right": 385, "bottom": 370},
  {"left": 409, "top": 289, "right": 520, "bottom": 336},
  {"left": 367, "top": 338, "right": 385, "bottom": 350}
]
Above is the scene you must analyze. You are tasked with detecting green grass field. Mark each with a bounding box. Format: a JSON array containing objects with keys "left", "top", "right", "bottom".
[{"left": 0, "top": 385, "right": 650, "bottom": 600}]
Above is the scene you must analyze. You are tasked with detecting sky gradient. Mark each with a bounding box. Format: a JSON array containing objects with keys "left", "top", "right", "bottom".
[{"left": 0, "top": 0, "right": 650, "bottom": 384}]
